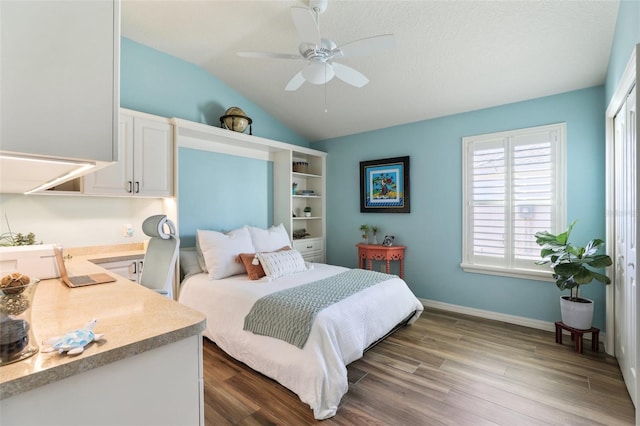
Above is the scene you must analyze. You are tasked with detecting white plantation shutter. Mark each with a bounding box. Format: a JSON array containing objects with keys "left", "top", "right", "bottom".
[{"left": 462, "top": 123, "right": 566, "bottom": 279}]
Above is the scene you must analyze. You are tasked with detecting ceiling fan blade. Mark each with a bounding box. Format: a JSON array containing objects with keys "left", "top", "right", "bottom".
[
  {"left": 336, "top": 34, "right": 396, "bottom": 58},
  {"left": 332, "top": 62, "right": 369, "bottom": 88},
  {"left": 291, "top": 6, "right": 320, "bottom": 45},
  {"left": 237, "top": 51, "right": 301, "bottom": 60},
  {"left": 285, "top": 71, "right": 306, "bottom": 91}
]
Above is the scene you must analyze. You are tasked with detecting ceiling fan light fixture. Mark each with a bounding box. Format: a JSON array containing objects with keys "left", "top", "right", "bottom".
[{"left": 302, "top": 61, "right": 334, "bottom": 85}]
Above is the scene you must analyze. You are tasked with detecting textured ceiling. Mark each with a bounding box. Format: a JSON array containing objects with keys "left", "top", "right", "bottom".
[{"left": 122, "top": 0, "right": 619, "bottom": 142}]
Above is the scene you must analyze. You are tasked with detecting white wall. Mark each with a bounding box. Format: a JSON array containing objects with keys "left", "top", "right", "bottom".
[{"left": 0, "top": 194, "right": 172, "bottom": 248}]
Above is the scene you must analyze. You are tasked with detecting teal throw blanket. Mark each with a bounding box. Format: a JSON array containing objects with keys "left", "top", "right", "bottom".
[{"left": 243, "top": 269, "right": 394, "bottom": 348}]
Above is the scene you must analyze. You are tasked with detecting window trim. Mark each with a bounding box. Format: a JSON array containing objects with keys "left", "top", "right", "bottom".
[{"left": 461, "top": 123, "right": 567, "bottom": 280}]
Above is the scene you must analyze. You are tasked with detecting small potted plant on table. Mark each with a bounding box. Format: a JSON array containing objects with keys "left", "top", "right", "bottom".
[
  {"left": 359, "top": 224, "right": 370, "bottom": 244},
  {"left": 535, "top": 220, "right": 612, "bottom": 330},
  {"left": 304, "top": 206, "right": 312, "bottom": 217},
  {"left": 371, "top": 226, "right": 379, "bottom": 244}
]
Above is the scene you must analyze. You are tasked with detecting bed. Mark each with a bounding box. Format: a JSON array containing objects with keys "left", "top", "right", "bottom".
[{"left": 177, "top": 225, "right": 424, "bottom": 420}]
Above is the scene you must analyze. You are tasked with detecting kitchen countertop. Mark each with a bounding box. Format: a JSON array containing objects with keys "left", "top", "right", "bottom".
[{"left": 0, "top": 249, "right": 206, "bottom": 400}]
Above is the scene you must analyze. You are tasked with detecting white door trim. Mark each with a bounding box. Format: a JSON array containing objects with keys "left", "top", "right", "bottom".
[{"left": 605, "top": 45, "right": 637, "bottom": 356}]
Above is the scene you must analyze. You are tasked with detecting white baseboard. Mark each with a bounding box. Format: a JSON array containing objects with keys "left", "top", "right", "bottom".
[{"left": 420, "top": 298, "right": 606, "bottom": 343}]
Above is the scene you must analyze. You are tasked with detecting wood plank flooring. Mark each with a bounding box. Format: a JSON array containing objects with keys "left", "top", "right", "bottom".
[{"left": 202, "top": 308, "right": 635, "bottom": 425}]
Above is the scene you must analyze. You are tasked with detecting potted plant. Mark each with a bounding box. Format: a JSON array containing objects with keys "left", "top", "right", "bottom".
[
  {"left": 535, "top": 220, "right": 612, "bottom": 330},
  {"left": 371, "top": 226, "right": 379, "bottom": 244},
  {"left": 303, "top": 206, "right": 312, "bottom": 217},
  {"left": 359, "top": 224, "right": 370, "bottom": 244},
  {"left": 0, "top": 231, "right": 37, "bottom": 246}
]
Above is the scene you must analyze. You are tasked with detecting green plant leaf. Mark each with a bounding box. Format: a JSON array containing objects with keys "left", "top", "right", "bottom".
[
  {"left": 535, "top": 230, "right": 564, "bottom": 246},
  {"left": 555, "top": 278, "right": 577, "bottom": 291},
  {"left": 586, "top": 254, "right": 613, "bottom": 268},
  {"left": 590, "top": 270, "right": 611, "bottom": 285},
  {"left": 553, "top": 262, "right": 581, "bottom": 276},
  {"left": 584, "top": 239, "right": 605, "bottom": 257},
  {"left": 572, "top": 267, "right": 594, "bottom": 284}
]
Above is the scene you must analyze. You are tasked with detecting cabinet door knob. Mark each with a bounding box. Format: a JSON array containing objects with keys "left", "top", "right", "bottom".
[
  {"left": 127, "top": 181, "right": 133, "bottom": 193},
  {"left": 135, "top": 182, "right": 140, "bottom": 193},
  {"left": 132, "top": 261, "right": 137, "bottom": 274}
]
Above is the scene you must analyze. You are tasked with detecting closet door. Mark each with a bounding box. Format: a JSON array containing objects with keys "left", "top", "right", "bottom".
[{"left": 614, "top": 84, "right": 637, "bottom": 406}]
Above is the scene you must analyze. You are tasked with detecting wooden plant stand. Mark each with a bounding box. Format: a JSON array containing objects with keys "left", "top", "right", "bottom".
[{"left": 554, "top": 321, "right": 600, "bottom": 354}]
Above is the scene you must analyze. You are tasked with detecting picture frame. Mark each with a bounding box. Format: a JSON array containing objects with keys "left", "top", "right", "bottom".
[
  {"left": 360, "top": 156, "right": 410, "bottom": 213},
  {"left": 382, "top": 235, "right": 395, "bottom": 246}
]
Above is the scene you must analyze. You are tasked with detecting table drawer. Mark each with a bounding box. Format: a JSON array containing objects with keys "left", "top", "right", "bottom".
[{"left": 293, "top": 238, "right": 323, "bottom": 255}]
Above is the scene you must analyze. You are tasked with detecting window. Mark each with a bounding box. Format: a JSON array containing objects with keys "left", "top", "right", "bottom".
[{"left": 461, "top": 123, "right": 566, "bottom": 280}]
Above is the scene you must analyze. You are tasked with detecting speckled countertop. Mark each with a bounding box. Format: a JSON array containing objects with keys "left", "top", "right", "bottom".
[{"left": 0, "top": 245, "right": 206, "bottom": 400}]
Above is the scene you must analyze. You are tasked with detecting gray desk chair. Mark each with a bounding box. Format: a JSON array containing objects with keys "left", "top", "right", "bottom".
[{"left": 140, "top": 215, "right": 179, "bottom": 298}]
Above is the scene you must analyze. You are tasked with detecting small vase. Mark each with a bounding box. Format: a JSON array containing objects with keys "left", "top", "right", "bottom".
[
  {"left": 362, "top": 234, "right": 368, "bottom": 244},
  {"left": 0, "top": 278, "right": 40, "bottom": 365},
  {"left": 373, "top": 234, "right": 378, "bottom": 245}
]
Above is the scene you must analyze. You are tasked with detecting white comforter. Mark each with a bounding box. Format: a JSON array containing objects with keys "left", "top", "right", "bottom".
[{"left": 178, "top": 263, "right": 424, "bottom": 419}]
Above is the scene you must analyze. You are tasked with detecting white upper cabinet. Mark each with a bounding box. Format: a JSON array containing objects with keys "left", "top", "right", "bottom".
[
  {"left": 0, "top": 0, "right": 119, "bottom": 161},
  {"left": 84, "top": 110, "right": 174, "bottom": 197}
]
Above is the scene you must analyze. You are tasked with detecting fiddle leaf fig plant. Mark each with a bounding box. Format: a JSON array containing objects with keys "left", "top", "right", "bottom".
[{"left": 535, "top": 220, "right": 612, "bottom": 301}]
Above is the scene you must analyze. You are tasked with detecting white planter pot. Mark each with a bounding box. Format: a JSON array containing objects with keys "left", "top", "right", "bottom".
[{"left": 560, "top": 296, "right": 594, "bottom": 330}]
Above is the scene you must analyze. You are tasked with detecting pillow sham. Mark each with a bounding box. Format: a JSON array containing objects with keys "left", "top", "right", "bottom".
[
  {"left": 257, "top": 249, "right": 307, "bottom": 280},
  {"left": 247, "top": 223, "right": 291, "bottom": 253},
  {"left": 235, "top": 246, "right": 291, "bottom": 280},
  {"left": 179, "top": 247, "right": 204, "bottom": 279},
  {"left": 197, "top": 227, "right": 255, "bottom": 279}
]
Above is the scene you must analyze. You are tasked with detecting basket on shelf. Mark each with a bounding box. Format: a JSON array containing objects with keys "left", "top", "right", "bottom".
[{"left": 293, "top": 161, "right": 309, "bottom": 173}]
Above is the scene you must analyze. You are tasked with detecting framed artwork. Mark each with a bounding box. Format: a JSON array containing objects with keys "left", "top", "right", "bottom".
[{"left": 360, "top": 156, "right": 410, "bottom": 213}]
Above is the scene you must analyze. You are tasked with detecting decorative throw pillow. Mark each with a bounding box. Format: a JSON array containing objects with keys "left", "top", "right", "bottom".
[
  {"left": 236, "top": 246, "right": 291, "bottom": 280},
  {"left": 257, "top": 249, "right": 307, "bottom": 280},
  {"left": 179, "top": 247, "right": 204, "bottom": 279},
  {"left": 197, "top": 227, "right": 255, "bottom": 279},
  {"left": 247, "top": 223, "right": 291, "bottom": 253}
]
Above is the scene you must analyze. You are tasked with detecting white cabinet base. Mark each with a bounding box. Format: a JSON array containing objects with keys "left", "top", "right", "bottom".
[
  {"left": 294, "top": 238, "right": 325, "bottom": 263},
  {"left": 1, "top": 335, "right": 203, "bottom": 426}
]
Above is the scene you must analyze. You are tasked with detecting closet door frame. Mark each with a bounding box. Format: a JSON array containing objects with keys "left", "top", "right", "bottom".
[
  {"left": 605, "top": 45, "right": 637, "bottom": 356},
  {"left": 605, "top": 46, "right": 638, "bottom": 418}
]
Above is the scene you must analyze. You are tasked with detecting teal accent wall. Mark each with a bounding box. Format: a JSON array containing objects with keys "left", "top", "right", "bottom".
[
  {"left": 605, "top": 0, "right": 640, "bottom": 102},
  {"left": 315, "top": 87, "right": 607, "bottom": 329},
  {"left": 178, "top": 148, "right": 273, "bottom": 247},
  {"left": 120, "top": 37, "right": 308, "bottom": 146}
]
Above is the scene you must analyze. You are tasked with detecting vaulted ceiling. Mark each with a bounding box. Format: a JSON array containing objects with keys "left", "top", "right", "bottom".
[{"left": 122, "top": 0, "right": 619, "bottom": 142}]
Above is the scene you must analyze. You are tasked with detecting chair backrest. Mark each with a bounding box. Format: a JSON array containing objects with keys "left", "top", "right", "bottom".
[{"left": 139, "top": 215, "right": 179, "bottom": 298}]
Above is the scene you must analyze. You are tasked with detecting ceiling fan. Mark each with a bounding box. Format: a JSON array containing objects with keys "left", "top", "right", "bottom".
[{"left": 237, "top": 0, "right": 395, "bottom": 91}]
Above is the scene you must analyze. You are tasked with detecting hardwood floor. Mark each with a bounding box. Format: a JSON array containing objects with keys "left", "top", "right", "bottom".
[{"left": 202, "top": 309, "right": 635, "bottom": 425}]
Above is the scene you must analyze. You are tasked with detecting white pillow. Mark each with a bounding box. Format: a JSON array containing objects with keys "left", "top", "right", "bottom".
[
  {"left": 257, "top": 249, "right": 307, "bottom": 280},
  {"left": 197, "top": 227, "right": 255, "bottom": 279},
  {"left": 247, "top": 223, "right": 291, "bottom": 252}
]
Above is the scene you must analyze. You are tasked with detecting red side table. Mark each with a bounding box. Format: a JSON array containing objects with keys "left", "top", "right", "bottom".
[{"left": 357, "top": 243, "right": 406, "bottom": 279}]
